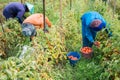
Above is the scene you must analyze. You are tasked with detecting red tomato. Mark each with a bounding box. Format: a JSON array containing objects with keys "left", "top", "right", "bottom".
[{"left": 81, "top": 47, "right": 92, "bottom": 54}]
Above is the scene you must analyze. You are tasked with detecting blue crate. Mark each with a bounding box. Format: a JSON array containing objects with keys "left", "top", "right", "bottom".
[{"left": 67, "top": 52, "right": 81, "bottom": 66}]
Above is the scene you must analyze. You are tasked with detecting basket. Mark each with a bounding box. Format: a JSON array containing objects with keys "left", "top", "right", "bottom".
[
  {"left": 80, "top": 47, "right": 93, "bottom": 59},
  {"left": 67, "top": 52, "right": 81, "bottom": 66}
]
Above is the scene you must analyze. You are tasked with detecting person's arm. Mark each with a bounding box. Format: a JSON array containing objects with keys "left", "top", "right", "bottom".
[
  {"left": 45, "top": 17, "right": 52, "bottom": 27},
  {"left": 85, "top": 27, "right": 101, "bottom": 47},
  {"left": 81, "top": 14, "right": 94, "bottom": 43},
  {"left": 16, "top": 10, "right": 25, "bottom": 24},
  {"left": 16, "top": 5, "right": 25, "bottom": 24},
  {"left": 85, "top": 27, "right": 95, "bottom": 43},
  {"left": 95, "top": 13, "right": 112, "bottom": 37},
  {"left": 82, "top": 13, "right": 95, "bottom": 43}
]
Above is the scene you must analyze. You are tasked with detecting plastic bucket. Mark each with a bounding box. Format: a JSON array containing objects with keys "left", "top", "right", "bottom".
[
  {"left": 80, "top": 47, "right": 93, "bottom": 59},
  {"left": 67, "top": 52, "right": 81, "bottom": 66}
]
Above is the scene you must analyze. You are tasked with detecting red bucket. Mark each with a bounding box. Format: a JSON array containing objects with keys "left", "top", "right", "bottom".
[{"left": 80, "top": 47, "right": 93, "bottom": 59}]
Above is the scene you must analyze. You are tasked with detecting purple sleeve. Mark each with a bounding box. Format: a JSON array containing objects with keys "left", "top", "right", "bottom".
[
  {"left": 16, "top": 3, "right": 25, "bottom": 18},
  {"left": 16, "top": 9, "right": 25, "bottom": 23},
  {"left": 14, "top": 3, "right": 25, "bottom": 23},
  {"left": 5, "top": 2, "right": 25, "bottom": 18},
  {"left": 3, "top": 2, "right": 25, "bottom": 23}
]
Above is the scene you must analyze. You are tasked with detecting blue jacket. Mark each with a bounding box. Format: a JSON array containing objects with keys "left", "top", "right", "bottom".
[
  {"left": 3, "top": 2, "right": 27, "bottom": 24},
  {"left": 81, "top": 11, "right": 106, "bottom": 46}
]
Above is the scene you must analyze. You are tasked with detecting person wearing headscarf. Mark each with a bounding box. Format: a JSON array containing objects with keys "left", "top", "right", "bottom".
[
  {"left": 3, "top": 2, "right": 34, "bottom": 24},
  {"left": 21, "top": 13, "right": 52, "bottom": 41},
  {"left": 81, "top": 11, "right": 106, "bottom": 47}
]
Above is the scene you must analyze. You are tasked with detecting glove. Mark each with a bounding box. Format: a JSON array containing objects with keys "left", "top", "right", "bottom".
[
  {"left": 108, "top": 32, "right": 112, "bottom": 37},
  {"left": 105, "top": 28, "right": 112, "bottom": 37},
  {"left": 93, "top": 41, "right": 100, "bottom": 48},
  {"left": 105, "top": 28, "right": 109, "bottom": 33}
]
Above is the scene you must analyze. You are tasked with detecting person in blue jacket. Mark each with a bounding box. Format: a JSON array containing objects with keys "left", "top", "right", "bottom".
[
  {"left": 3, "top": 2, "right": 34, "bottom": 24},
  {"left": 81, "top": 11, "right": 106, "bottom": 47}
]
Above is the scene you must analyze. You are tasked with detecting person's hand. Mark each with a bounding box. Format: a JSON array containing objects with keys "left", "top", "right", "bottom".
[
  {"left": 93, "top": 41, "right": 100, "bottom": 47},
  {"left": 30, "top": 36, "right": 35, "bottom": 41}
]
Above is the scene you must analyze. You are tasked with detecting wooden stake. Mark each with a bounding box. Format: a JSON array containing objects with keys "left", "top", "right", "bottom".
[
  {"left": 43, "top": 0, "right": 46, "bottom": 32},
  {"left": 113, "top": 0, "right": 116, "bottom": 18},
  {"left": 70, "top": 0, "right": 72, "bottom": 10},
  {"left": 60, "top": 0, "right": 62, "bottom": 28}
]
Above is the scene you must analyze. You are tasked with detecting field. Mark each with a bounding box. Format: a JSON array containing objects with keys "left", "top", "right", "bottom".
[{"left": 0, "top": 0, "right": 120, "bottom": 80}]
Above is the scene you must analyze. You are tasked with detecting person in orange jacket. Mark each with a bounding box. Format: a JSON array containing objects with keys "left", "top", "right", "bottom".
[{"left": 21, "top": 13, "right": 52, "bottom": 41}]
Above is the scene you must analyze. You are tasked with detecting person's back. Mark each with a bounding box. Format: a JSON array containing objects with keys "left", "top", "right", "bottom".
[
  {"left": 21, "top": 13, "right": 52, "bottom": 41},
  {"left": 3, "top": 2, "right": 25, "bottom": 19},
  {"left": 23, "top": 13, "right": 51, "bottom": 29},
  {"left": 23, "top": 13, "right": 43, "bottom": 26},
  {"left": 81, "top": 11, "right": 106, "bottom": 27},
  {"left": 3, "top": 2, "right": 34, "bottom": 24}
]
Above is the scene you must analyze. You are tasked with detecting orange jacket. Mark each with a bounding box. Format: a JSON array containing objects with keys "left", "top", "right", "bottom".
[{"left": 23, "top": 13, "right": 52, "bottom": 29}]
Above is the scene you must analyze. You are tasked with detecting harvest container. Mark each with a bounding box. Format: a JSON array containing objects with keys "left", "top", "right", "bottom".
[
  {"left": 80, "top": 47, "right": 93, "bottom": 59},
  {"left": 67, "top": 52, "right": 81, "bottom": 66}
]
